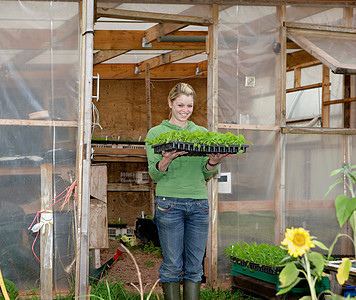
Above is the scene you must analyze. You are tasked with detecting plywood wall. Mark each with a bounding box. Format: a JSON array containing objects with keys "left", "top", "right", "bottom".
[
  {"left": 92, "top": 78, "right": 207, "bottom": 141},
  {"left": 92, "top": 78, "right": 207, "bottom": 226}
]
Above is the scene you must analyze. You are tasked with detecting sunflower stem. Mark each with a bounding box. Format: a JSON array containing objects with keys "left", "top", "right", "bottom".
[{"left": 303, "top": 255, "right": 317, "bottom": 300}]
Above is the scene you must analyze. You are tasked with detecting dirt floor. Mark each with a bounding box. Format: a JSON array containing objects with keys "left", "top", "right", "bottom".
[
  {"left": 100, "top": 239, "right": 164, "bottom": 295},
  {"left": 99, "top": 239, "right": 214, "bottom": 296}
]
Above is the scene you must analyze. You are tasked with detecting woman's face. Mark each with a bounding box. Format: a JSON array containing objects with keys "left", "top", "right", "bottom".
[{"left": 169, "top": 94, "right": 194, "bottom": 126}]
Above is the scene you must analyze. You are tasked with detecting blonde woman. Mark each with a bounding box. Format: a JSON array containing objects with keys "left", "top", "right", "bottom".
[{"left": 145, "top": 83, "right": 229, "bottom": 300}]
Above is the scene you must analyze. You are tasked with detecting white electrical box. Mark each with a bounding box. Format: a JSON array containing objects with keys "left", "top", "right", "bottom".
[{"left": 218, "top": 172, "right": 232, "bottom": 194}]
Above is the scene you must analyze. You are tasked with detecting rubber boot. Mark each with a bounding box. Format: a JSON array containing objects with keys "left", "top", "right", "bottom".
[
  {"left": 162, "top": 281, "right": 181, "bottom": 300},
  {"left": 183, "top": 280, "right": 201, "bottom": 300}
]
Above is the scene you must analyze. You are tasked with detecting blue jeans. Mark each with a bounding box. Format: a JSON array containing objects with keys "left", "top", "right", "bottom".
[{"left": 153, "top": 196, "right": 209, "bottom": 283}]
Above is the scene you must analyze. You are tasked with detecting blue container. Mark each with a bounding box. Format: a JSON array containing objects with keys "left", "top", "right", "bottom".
[{"left": 344, "top": 286, "right": 356, "bottom": 297}]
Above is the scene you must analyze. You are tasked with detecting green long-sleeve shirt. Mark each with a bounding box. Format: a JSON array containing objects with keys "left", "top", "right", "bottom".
[{"left": 145, "top": 120, "right": 218, "bottom": 199}]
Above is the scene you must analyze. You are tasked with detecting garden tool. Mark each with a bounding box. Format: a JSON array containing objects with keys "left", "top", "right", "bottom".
[{"left": 89, "top": 247, "right": 126, "bottom": 285}]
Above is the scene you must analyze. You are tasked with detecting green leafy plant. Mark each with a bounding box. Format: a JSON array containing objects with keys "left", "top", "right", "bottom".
[
  {"left": 224, "top": 242, "right": 290, "bottom": 267},
  {"left": 324, "top": 163, "right": 356, "bottom": 285},
  {"left": 145, "top": 130, "right": 251, "bottom": 148},
  {"left": 277, "top": 227, "right": 341, "bottom": 300}
]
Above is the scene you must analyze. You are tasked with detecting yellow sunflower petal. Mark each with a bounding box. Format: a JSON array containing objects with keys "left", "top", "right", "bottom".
[{"left": 281, "top": 227, "right": 314, "bottom": 257}]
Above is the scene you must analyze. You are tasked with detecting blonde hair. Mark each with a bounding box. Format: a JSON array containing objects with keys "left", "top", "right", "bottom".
[{"left": 168, "top": 83, "right": 196, "bottom": 103}]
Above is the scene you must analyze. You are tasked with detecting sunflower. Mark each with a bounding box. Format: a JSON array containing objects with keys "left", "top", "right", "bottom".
[{"left": 281, "top": 227, "right": 315, "bottom": 258}]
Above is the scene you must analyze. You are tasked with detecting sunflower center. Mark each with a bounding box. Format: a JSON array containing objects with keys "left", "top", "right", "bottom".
[{"left": 293, "top": 233, "right": 306, "bottom": 247}]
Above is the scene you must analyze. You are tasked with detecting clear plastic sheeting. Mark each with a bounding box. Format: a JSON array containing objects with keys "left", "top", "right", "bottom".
[
  {"left": 218, "top": 6, "right": 277, "bottom": 126},
  {"left": 284, "top": 133, "right": 347, "bottom": 255},
  {"left": 217, "top": 4, "right": 356, "bottom": 280},
  {"left": 0, "top": 1, "right": 79, "bottom": 293}
]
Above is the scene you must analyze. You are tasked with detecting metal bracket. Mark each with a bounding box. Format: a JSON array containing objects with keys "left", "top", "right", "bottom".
[
  {"left": 142, "top": 37, "right": 152, "bottom": 48},
  {"left": 196, "top": 67, "right": 203, "bottom": 76},
  {"left": 92, "top": 73, "right": 100, "bottom": 101},
  {"left": 135, "top": 65, "right": 142, "bottom": 75}
]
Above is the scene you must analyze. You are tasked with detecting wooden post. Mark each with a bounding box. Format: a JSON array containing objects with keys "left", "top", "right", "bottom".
[
  {"left": 275, "top": 5, "right": 287, "bottom": 245},
  {"left": 40, "top": 164, "right": 53, "bottom": 300},
  {"left": 321, "top": 65, "right": 330, "bottom": 127},
  {"left": 343, "top": 8, "right": 353, "bottom": 128},
  {"left": 146, "top": 63, "right": 152, "bottom": 131},
  {"left": 145, "top": 63, "right": 155, "bottom": 215},
  {"left": 76, "top": 0, "right": 94, "bottom": 297},
  {"left": 206, "top": 4, "right": 218, "bottom": 286}
]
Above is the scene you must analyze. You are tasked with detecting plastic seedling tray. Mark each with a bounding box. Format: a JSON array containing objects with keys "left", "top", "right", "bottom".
[{"left": 152, "top": 141, "right": 249, "bottom": 156}]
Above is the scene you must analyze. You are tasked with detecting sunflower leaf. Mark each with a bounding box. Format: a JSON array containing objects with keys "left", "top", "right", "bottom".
[
  {"left": 276, "top": 276, "right": 301, "bottom": 295},
  {"left": 336, "top": 258, "right": 351, "bottom": 285},
  {"left": 279, "top": 263, "right": 300, "bottom": 288},
  {"left": 307, "top": 252, "right": 325, "bottom": 277},
  {"left": 335, "top": 195, "right": 356, "bottom": 228}
]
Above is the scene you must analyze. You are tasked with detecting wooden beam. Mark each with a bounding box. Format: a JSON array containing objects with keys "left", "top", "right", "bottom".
[
  {"left": 40, "top": 164, "right": 53, "bottom": 300},
  {"left": 97, "top": 7, "right": 213, "bottom": 25},
  {"left": 281, "top": 127, "right": 356, "bottom": 134},
  {"left": 93, "top": 63, "right": 206, "bottom": 79},
  {"left": 322, "top": 65, "right": 330, "bottom": 127},
  {"left": 93, "top": 50, "right": 128, "bottom": 65},
  {"left": 286, "top": 82, "right": 323, "bottom": 93},
  {"left": 136, "top": 49, "right": 204, "bottom": 73},
  {"left": 92, "top": 147, "right": 146, "bottom": 156},
  {"left": 145, "top": 23, "right": 187, "bottom": 44},
  {"left": 107, "top": 183, "right": 151, "bottom": 192},
  {"left": 206, "top": 4, "right": 219, "bottom": 287},
  {"left": 218, "top": 199, "right": 335, "bottom": 212},
  {"left": 218, "top": 123, "right": 279, "bottom": 131},
  {"left": 94, "top": 30, "right": 206, "bottom": 50},
  {"left": 323, "top": 97, "right": 356, "bottom": 106},
  {"left": 0, "top": 119, "right": 77, "bottom": 127},
  {"left": 92, "top": 1, "right": 356, "bottom": 6},
  {"left": 145, "top": 64, "right": 152, "bottom": 131},
  {"left": 286, "top": 50, "right": 320, "bottom": 71},
  {"left": 286, "top": 22, "right": 356, "bottom": 34}
]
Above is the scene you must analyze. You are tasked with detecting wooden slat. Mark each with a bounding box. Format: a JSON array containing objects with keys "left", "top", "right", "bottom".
[
  {"left": 96, "top": 7, "right": 213, "bottom": 25},
  {"left": 287, "top": 49, "right": 320, "bottom": 71},
  {"left": 322, "top": 65, "right": 330, "bottom": 127},
  {"left": 218, "top": 199, "right": 335, "bottom": 212},
  {"left": 93, "top": 50, "right": 128, "bottom": 65},
  {"left": 286, "top": 22, "right": 356, "bottom": 34},
  {"left": 206, "top": 4, "right": 219, "bottom": 286},
  {"left": 92, "top": 156, "right": 147, "bottom": 163},
  {"left": 93, "top": 63, "right": 206, "bottom": 79},
  {"left": 40, "top": 164, "right": 53, "bottom": 300},
  {"left": 218, "top": 123, "right": 279, "bottom": 131},
  {"left": 281, "top": 127, "right": 356, "bottom": 135},
  {"left": 286, "top": 82, "right": 322, "bottom": 93},
  {"left": 92, "top": 147, "right": 146, "bottom": 156},
  {"left": 136, "top": 50, "right": 204, "bottom": 73},
  {"left": 94, "top": 30, "right": 206, "bottom": 51},
  {"left": 0, "top": 119, "right": 77, "bottom": 127},
  {"left": 107, "top": 183, "right": 151, "bottom": 192},
  {"left": 323, "top": 97, "right": 356, "bottom": 106},
  {"left": 93, "top": 0, "right": 356, "bottom": 6},
  {"left": 145, "top": 23, "right": 187, "bottom": 44}
]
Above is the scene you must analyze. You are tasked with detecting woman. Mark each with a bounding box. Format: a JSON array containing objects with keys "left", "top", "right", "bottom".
[{"left": 145, "top": 83, "right": 229, "bottom": 300}]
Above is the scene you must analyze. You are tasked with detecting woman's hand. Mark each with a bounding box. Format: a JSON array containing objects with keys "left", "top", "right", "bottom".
[
  {"left": 206, "top": 153, "right": 232, "bottom": 170},
  {"left": 158, "top": 150, "right": 188, "bottom": 171}
]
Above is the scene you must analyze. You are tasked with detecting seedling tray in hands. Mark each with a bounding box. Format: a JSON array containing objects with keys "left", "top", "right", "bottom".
[{"left": 152, "top": 141, "right": 249, "bottom": 156}]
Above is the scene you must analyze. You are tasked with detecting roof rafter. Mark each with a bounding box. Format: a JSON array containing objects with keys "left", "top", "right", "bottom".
[
  {"left": 94, "top": 30, "right": 206, "bottom": 50},
  {"left": 145, "top": 23, "right": 187, "bottom": 44},
  {"left": 136, "top": 49, "right": 205, "bottom": 73},
  {"left": 96, "top": 7, "right": 213, "bottom": 25},
  {"left": 94, "top": 50, "right": 128, "bottom": 65}
]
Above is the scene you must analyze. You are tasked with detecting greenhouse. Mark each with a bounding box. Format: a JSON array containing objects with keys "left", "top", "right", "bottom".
[{"left": 0, "top": 0, "right": 356, "bottom": 298}]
